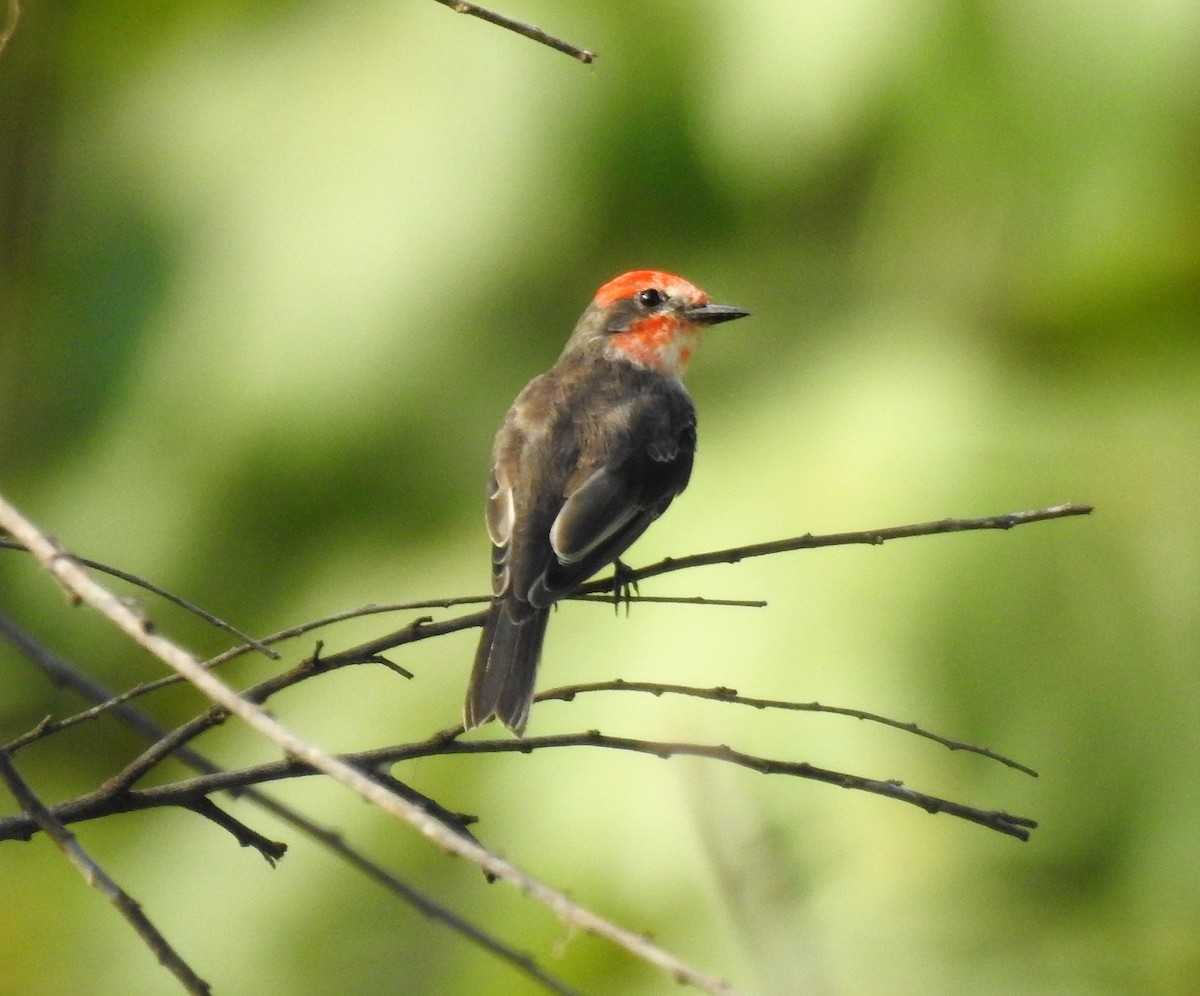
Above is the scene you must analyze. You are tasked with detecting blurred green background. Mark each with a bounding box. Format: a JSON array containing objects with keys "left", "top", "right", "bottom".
[{"left": 2, "top": 1, "right": 1198, "bottom": 993}]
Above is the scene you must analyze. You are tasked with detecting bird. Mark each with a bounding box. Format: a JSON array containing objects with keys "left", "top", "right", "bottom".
[{"left": 464, "top": 270, "right": 749, "bottom": 735}]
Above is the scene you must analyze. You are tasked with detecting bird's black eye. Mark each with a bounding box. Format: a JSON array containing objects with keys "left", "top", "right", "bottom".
[{"left": 636, "top": 288, "right": 663, "bottom": 309}]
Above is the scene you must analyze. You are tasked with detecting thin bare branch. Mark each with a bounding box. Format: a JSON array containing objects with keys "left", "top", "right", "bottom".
[
  {"left": 329, "top": 831, "right": 584, "bottom": 996},
  {"left": 31, "top": 735, "right": 1026, "bottom": 842},
  {"left": 534, "top": 679, "right": 1037, "bottom": 777},
  {"left": 571, "top": 594, "right": 767, "bottom": 609},
  {"left": 433, "top": 0, "right": 596, "bottom": 63},
  {"left": 264, "top": 503, "right": 1095, "bottom": 665},
  {"left": 0, "top": 747, "right": 210, "bottom": 994},
  {"left": 0, "top": 616, "right": 577, "bottom": 995},
  {"left": 31, "top": 502, "right": 1076, "bottom": 783},
  {"left": 1, "top": 613, "right": 181, "bottom": 753},
  {"left": 0, "top": 720, "right": 1037, "bottom": 844},
  {"left": 0, "top": 537, "right": 277, "bottom": 658},
  {"left": 0, "top": 499, "right": 1081, "bottom": 989},
  {"left": 0, "top": 494, "right": 737, "bottom": 996},
  {"left": 446, "top": 732, "right": 1037, "bottom": 840},
  {"left": 183, "top": 797, "right": 287, "bottom": 863},
  {"left": 15, "top": 502, "right": 1088, "bottom": 745},
  {"left": 95, "top": 617, "right": 433, "bottom": 796},
  {"left": 6, "top": 599, "right": 492, "bottom": 746},
  {"left": 577, "top": 503, "right": 1095, "bottom": 594}
]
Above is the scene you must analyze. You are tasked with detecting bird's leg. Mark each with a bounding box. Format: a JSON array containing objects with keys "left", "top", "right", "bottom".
[{"left": 610, "top": 558, "right": 640, "bottom": 616}]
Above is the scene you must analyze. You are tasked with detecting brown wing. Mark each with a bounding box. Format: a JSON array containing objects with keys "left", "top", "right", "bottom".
[
  {"left": 487, "top": 360, "right": 696, "bottom": 611},
  {"left": 529, "top": 396, "right": 695, "bottom": 606}
]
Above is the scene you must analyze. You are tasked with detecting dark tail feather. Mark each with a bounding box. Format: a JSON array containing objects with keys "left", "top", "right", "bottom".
[{"left": 464, "top": 602, "right": 550, "bottom": 736}]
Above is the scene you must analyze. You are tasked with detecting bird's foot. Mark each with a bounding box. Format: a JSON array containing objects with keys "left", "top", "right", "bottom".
[{"left": 610, "top": 558, "right": 640, "bottom": 616}]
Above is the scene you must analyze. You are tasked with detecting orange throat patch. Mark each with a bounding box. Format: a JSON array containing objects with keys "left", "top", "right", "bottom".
[{"left": 608, "top": 316, "right": 699, "bottom": 376}]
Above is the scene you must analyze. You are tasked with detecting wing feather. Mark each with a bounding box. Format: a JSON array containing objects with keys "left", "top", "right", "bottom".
[{"left": 549, "top": 466, "right": 642, "bottom": 565}]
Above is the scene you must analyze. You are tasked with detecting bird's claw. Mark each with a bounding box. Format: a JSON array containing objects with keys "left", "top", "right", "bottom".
[{"left": 610, "top": 558, "right": 640, "bottom": 616}]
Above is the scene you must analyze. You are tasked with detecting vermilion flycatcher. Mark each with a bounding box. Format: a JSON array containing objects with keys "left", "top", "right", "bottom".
[{"left": 464, "top": 270, "right": 749, "bottom": 735}]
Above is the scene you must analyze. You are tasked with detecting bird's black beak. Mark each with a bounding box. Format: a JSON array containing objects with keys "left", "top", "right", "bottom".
[{"left": 682, "top": 303, "right": 750, "bottom": 325}]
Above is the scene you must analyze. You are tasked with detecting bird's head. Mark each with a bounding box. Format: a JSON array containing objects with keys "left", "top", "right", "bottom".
[{"left": 569, "top": 270, "right": 749, "bottom": 377}]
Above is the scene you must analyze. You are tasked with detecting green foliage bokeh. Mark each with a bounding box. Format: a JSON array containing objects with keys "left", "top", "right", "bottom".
[{"left": 2, "top": 2, "right": 1198, "bottom": 993}]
